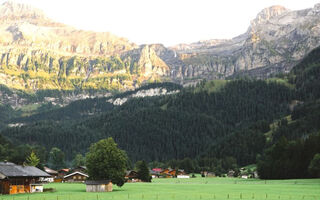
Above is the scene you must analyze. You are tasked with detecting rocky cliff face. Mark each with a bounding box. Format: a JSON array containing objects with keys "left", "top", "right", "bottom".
[
  {"left": 1, "top": 1, "right": 320, "bottom": 92},
  {"left": 170, "top": 4, "right": 320, "bottom": 81},
  {"left": 0, "top": 1, "right": 170, "bottom": 91}
]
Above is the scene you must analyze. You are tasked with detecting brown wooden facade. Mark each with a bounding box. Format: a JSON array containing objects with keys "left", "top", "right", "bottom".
[
  {"left": 64, "top": 171, "right": 88, "bottom": 182},
  {"left": 0, "top": 162, "right": 50, "bottom": 195}
]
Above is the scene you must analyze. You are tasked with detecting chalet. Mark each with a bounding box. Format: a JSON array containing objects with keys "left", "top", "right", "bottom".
[
  {"left": 43, "top": 167, "right": 58, "bottom": 183},
  {"left": 70, "top": 166, "right": 87, "bottom": 174},
  {"left": 152, "top": 168, "right": 162, "bottom": 173},
  {"left": 150, "top": 170, "right": 160, "bottom": 178},
  {"left": 58, "top": 168, "right": 70, "bottom": 177},
  {"left": 64, "top": 171, "right": 88, "bottom": 182},
  {"left": 168, "top": 169, "right": 177, "bottom": 176},
  {"left": 177, "top": 169, "right": 186, "bottom": 176},
  {"left": 125, "top": 170, "right": 140, "bottom": 182},
  {"left": 0, "top": 162, "right": 50, "bottom": 195},
  {"left": 85, "top": 180, "right": 112, "bottom": 192},
  {"left": 160, "top": 168, "right": 174, "bottom": 178},
  {"left": 55, "top": 168, "right": 70, "bottom": 182}
]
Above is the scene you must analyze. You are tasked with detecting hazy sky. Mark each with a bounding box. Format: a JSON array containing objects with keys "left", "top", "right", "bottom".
[{"left": 1, "top": 0, "right": 320, "bottom": 46}]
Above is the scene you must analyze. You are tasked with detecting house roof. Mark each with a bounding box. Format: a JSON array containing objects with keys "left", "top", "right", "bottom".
[
  {"left": 64, "top": 171, "right": 89, "bottom": 179},
  {"left": 125, "top": 170, "right": 138, "bottom": 176},
  {"left": 59, "top": 168, "right": 70, "bottom": 173},
  {"left": 0, "top": 162, "right": 50, "bottom": 178},
  {"left": 44, "top": 166, "right": 58, "bottom": 175},
  {"left": 152, "top": 168, "right": 162, "bottom": 172}
]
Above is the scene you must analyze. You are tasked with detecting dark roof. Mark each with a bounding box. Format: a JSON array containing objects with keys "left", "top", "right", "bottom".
[
  {"left": 0, "top": 162, "right": 50, "bottom": 178},
  {"left": 85, "top": 180, "right": 111, "bottom": 185}
]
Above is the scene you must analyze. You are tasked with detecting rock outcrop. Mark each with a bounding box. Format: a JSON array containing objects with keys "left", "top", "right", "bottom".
[
  {"left": 0, "top": 1, "right": 170, "bottom": 91},
  {"left": 1, "top": 1, "right": 320, "bottom": 91},
  {"left": 170, "top": 4, "right": 320, "bottom": 81}
]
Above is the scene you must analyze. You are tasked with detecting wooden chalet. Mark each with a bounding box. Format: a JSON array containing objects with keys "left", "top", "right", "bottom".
[
  {"left": 55, "top": 168, "right": 70, "bottom": 182},
  {"left": 71, "top": 166, "right": 87, "bottom": 174},
  {"left": 125, "top": 170, "right": 140, "bottom": 182},
  {"left": 64, "top": 171, "right": 88, "bottom": 182},
  {"left": 150, "top": 170, "right": 160, "bottom": 178},
  {"left": 0, "top": 162, "right": 50, "bottom": 195},
  {"left": 160, "top": 168, "right": 174, "bottom": 178}
]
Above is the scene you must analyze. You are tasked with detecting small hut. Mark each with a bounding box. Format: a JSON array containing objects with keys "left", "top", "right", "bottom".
[{"left": 85, "top": 180, "right": 112, "bottom": 192}]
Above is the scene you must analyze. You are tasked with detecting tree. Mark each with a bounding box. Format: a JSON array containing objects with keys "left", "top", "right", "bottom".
[
  {"left": 26, "top": 151, "right": 40, "bottom": 166},
  {"left": 179, "top": 158, "right": 195, "bottom": 173},
  {"left": 48, "top": 147, "right": 65, "bottom": 169},
  {"left": 86, "top": 138, "right": 128, "bottom": 187},
  {"left": 309, "top": 153, "right": 320, "bottom": 177},
  {"left": 136, "top": 160, "right": 151, "bottom": 182},
  {"left": 72, "top": 153, "right": 86, "bottom": 167}
]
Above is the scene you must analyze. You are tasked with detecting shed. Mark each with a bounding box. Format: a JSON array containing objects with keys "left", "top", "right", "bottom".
[
  {"left": 64, "top": 171, "right": 88, "bottom": 182},
  {"left": 0, "top": 162, "right": 50, "bottom": 195},
  {"left": 85, "top": 180, "right": 112, "bottom": 192}
]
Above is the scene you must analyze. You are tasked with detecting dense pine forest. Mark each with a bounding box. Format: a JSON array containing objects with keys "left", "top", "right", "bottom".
[{"left": 1, "top": 46, "right": 320, "bottom": 179}]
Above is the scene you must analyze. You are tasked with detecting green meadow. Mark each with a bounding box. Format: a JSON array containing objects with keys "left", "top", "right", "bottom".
[{"left": 1, "top": 178, "right": 320, "bottom": 200}]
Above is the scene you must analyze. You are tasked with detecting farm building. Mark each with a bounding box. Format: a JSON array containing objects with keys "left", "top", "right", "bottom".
[
  {"left": 160, "top": 168, "right": 174, "bottom": 178},
  {"left": 0, "top": 162, "right": 50, "bottom": 195},
  {"left": 43, "top": 167, "right": 58, "bottom": 182},
  {"left": 55, "top": 168, "right": 70, "bottom": 182},
  {"left": 85, "top": 180, "right": 112, "bottom": 192},
  {"left": 125, "top": 170, "right": 140, "bottom": 182},
  {"left": 64, "top": 171, "right": 88, "bottom": 182},
  {"left": 70, "top": 166, "right": 87, "bottom": 174},
  {"left": 150, "top": 170, "right": 160, "bottom": 178}
]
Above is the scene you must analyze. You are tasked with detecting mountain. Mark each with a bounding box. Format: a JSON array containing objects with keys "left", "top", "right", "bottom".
[
  {"left": 2, "top": 41, "right": 320, "bottom": 174},
  {"left": 1, "top": 1, "right": 320, "bottom": 92},
  {"left": 0, "top": 1, "right": 170, "bottom": 91},
  {"left": 170, "top": 4, "right": 320, "bottom": 81}
]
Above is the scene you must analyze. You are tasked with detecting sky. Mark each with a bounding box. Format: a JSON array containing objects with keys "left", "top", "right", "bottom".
[{"left": 1, "top": 0, "right": 320, "bottom": 46}]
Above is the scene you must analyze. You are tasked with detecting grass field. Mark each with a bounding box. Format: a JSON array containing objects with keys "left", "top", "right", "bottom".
[{"left": 1, "top": 178, "right": 319, "bottom": 200}]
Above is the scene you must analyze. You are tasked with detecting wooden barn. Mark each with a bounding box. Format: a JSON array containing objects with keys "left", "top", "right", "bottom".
[
  {"left": 85, "top": 180, "right": 112, "bottom": 192},
  {"left": 64, "top": 171, "right": 88, "bottom": 182},
  {"left": 0, "top": 162, "right": 50, "bottom": 195}
]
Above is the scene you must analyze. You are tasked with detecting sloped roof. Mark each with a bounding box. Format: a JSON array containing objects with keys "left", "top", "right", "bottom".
[
  {"left": 44, "top": 166, "right": 58, "bottom": 175},
  {"left": 0, "top": 162, "right": 50, "bottom": 178},
  {"left": 64, "top": 171, "right": 89, "bottom": 179}
]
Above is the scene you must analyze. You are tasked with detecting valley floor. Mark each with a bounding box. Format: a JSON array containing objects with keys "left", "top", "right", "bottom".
[{"left": 1, "top": 177, "right": 320, "bottom": 200}]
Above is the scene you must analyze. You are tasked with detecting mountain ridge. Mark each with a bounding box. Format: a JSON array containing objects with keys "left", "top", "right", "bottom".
[{"left": 1, "top": 1, "right": 320, "bottom": 92}]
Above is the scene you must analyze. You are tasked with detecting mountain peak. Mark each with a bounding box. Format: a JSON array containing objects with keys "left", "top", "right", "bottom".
[
  {"left": 252, "top": 5, "right": 289, "bottom": 25},
  {"left": 0, "top": 1, "right": 47, "bottom": 21}
]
